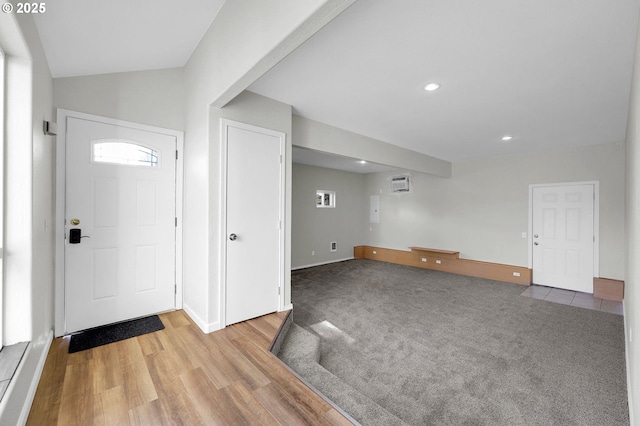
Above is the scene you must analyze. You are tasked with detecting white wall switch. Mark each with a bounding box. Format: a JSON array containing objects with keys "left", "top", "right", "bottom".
[
  {"left": 513, "top": 272, "right": 521, "bottom": 277},
  {"left": 421, "top": 257, "right": 427, "bottom": 262},
  {"left": 435, "top": 259, "right": 442, "bottom": 264},
  {"left": 373, "top": 250, "right": 377, "bottom": 254}
]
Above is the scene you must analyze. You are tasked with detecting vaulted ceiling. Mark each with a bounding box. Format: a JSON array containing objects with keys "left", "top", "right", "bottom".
[{"left": 33, "top": 0, "right": 640, "bottom": 167}]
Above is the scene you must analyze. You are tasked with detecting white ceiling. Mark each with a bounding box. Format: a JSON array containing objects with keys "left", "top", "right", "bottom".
[
  {"left": 32, "top": 0, "right": 640, "bottom": 169},
  {"left": 250, "top": 0, "right": 640, "bottom": 163},
  {"left": 33, "top": 0, "right": 225, "bottom": 77}
]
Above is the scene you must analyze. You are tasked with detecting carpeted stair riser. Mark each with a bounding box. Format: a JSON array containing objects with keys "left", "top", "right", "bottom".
[
  {"left": 278, "top": 323, "right": 408, "bottom": 426},
  {"left": 269, "top": 310, "right": 293, "bottom": 356}
]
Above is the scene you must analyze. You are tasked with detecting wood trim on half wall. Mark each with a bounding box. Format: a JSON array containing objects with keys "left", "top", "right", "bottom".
[
  {"left": 354, "top": 245, "right": 532, "bottom": 286},
  {"left": 593, "top": 277, "right": 624, "bottom": 302}
]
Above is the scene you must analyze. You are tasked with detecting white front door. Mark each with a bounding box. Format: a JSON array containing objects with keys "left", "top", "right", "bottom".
[
  {"left": 223, "top": 120, "right": 284, "bottom": 326},
  {"left": 532, "top": 184, "right": 595, "bottom": 293},
  {"left": 65, "top": 116, "right": 178, "bottom": 333}
]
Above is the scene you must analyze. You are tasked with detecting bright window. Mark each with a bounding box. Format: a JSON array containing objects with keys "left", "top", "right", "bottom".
[
  {"left": 316, "top": 190, "right": 336, "bottom": 208},
  {"left": 92, "top": 140, "right": 159, "bottom": 167}
]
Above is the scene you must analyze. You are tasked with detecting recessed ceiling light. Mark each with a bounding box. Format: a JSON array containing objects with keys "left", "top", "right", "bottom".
[
  {"left": 501, "top": 135, "right": 513, "bottom": 141},
  {"left": 359, "top": 160, "right": 367, "bottom": 164},
  {"left": 424, "top": 83, "right": 441, "bottom": 92}
]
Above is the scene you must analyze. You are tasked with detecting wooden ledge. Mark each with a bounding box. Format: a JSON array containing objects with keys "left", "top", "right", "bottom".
[
  {"left": 409, "top": 247, "right": 460, "bottom": 259},
  {"left": 354, "top": 245, "right": 531, "bottom": 285}
]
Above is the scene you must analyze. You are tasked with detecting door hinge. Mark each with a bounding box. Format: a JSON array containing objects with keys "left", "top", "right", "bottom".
[
  {"left": 175, "top": 284, "right": 177, "bottom": 295},
  {"left": 593, "top": 235, "right": 595, "bottom": 242},
  {"left": 175, "top": 217, "right": 178, "bottom": 227},
  {"left": 280, "top": 154, "right": 282, "bottom": 164},
  {"left": 278, "top": 287, "right": 281, "bottom": 295},
  {"left": 176, "top": 150, "right": 179, "bottom": 160}
]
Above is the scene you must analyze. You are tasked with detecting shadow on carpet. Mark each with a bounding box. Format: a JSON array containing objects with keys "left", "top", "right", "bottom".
[{"left": 283, "top": 259, "right": 629, "bottom": 426}]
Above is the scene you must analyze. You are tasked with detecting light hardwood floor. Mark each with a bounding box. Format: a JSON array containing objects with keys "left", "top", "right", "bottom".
[{"left": 27, "top": 310, "right": 353, "bottom": 425}]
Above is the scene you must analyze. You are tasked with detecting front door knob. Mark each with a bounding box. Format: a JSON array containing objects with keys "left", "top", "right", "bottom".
[{"left": 229, "top": 233, "right": 238, "bottom": 241}]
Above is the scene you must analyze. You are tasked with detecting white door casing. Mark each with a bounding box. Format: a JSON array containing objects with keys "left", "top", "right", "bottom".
[
  {"left": 530, "top": 183, "right": 598, "bottom": 293},
  {"left": 220, "top": 119, "right": 285, "bottom": 327},
  {"left": 55, "top": 110, "right": 184, "bottom": 336}
]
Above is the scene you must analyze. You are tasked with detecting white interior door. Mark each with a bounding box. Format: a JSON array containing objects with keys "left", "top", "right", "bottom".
[
  {"left": 224, "top": 120, "right": 284, "bottom": 326},
  {"left": 532, "top": 184, "right": 595, "bottom": 293},
  {"left": 65, "top": 117, "right": 177, "bottom": 333}
]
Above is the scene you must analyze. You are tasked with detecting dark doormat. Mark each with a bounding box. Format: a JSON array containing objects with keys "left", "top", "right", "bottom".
[{"left": 68, "top": 315, "right": 165, "bottom": 353}]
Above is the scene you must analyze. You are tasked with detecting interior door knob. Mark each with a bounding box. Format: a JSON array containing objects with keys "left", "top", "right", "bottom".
[{"left": 229, "top": 233, "right": 238, "bottom": 241}]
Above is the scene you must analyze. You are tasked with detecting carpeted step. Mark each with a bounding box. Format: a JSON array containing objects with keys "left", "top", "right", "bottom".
[
  {"left": 277, "top": 323, "right": 408, "bottom": 426},
  {"left": 269, "top": 310, "right": 293, "bottom": 356},
  {"left": 278, "top": 323, "right": 321, "bottom": 364}
]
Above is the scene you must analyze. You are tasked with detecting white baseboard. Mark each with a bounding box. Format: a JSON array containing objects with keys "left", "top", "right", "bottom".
[
  {"left": 182, "top": 303, "right": 221, "bottom": 334},
  {"left": 18, "top": 330, "right": 53, "bottom": 425},
  {"left": 292, "top": 257, "right": 354, "bottom": 271},
  {"left": 0, "top": 330, "right": 54, "bottom": 426},
  {"left": 624, "top": 302, "right": 635, "bottom": 426}
]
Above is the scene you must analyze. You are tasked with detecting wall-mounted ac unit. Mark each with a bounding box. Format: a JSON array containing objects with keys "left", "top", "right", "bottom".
[{"left": 390, "top": 175, "right": 411, "bottom": 193}]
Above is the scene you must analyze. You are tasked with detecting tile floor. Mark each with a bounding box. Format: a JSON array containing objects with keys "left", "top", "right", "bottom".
[{"left": 520, "top": 285, "right": 624, "bottom": 315}]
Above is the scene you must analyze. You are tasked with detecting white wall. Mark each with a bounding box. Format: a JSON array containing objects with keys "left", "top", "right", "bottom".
[
  {"left": 624, "top": 10, "right": 640, "bottom": 424},
  {"left": 292, "top": 163, "right": 366, "bottom": 268},
  {"left": 53, "top": 68, "right": 185, "bottom": 130},
  {"left": 0, "top": 10, "right": 54, "bottom": 425},
  {"left": 364, "top": 142, "right": 625, "bottom": 279}
]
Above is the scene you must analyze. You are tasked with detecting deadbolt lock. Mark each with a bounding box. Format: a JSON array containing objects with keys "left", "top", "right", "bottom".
[{"left": 70, "top": 218, "right": 80, "bottom": 226}]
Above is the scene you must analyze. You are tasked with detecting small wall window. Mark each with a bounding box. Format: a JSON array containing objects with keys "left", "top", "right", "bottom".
[
  {"left": 316, "top": 190, "right": 336, "bottom": 208},
  {"left": 92, "top": 140, "right": 159, "bottom": 167}
]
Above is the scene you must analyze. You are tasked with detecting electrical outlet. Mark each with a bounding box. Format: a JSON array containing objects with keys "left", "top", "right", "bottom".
[
  {"left": 513, "top": 272, "right": 521, "bottom": 277},
  {"left": 421, "top": 257, "right": 427, "bottom": 263},
  {"left": 372, "top": 250, "right": 377, "bottom": 255},
  {"left": 435, "top": 259, "right": 442, "bottom": 264}
]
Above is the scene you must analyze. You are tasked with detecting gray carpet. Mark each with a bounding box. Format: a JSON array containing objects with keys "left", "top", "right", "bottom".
[{"left": 287, "top": 259, "right": 629, "bottom": 425}]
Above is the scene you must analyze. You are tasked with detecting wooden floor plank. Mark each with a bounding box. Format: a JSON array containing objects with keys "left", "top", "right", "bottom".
[
  {"left": 144, "top": 351, "right": 205, "bottom": 425},
  {"left": 254, "top": 383, "right": 323, "bottom": 426},
  {"left": 162, "top": 310, "right": 191, "bottom": 328},
  {"left": 231, "top": 321, "right": 272, "bottom": 350},
  {"left": 136, "top": 331, "right": 164, "bottom": 356},
  {"left": 57, "top": 361, "right": 96, "bottom": 425},
  {"left": 116, "top": 337, "right": 158, "bottom": 409},
  {"left": 94, "top": 385, "right": 130, "bottom": 426},
  {"left": 128, "top": 399, "right": 171, "bottom": 426},
  {"left": 27, "top": 310, "right": 353, "bottom": 425},
  {"left": 221, "top": 380, "right": 282, "bottom": 426},
  {"left": 232, "top": 335, "right": 337, "bottom": 421},
  {"left": 25, "top": 337, "right": 69, "bottom": 425},
  {"left": 91, "top": 342, "right": 123, "bottom": 394}
]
